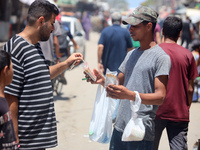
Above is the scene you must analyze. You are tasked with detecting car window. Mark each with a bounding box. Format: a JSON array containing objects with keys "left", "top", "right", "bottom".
[{"left": 62, "top": 21, "right": 71, "bottom": 30}]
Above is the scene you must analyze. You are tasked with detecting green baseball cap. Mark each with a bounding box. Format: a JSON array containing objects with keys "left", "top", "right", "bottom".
[{"left": 123, "top": 6, "right": 158, "bottom": 25}]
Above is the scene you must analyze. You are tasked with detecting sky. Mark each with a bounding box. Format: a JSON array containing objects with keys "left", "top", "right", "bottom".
[{"left": 126, "top": 0, "right": 146, "bottom": 9}]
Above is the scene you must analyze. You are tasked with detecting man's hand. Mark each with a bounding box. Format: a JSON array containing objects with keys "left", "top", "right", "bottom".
[
  {"left": 106, "top": 84, "right": 134, "bottom": 100},
  {"left": 98, "top": 63, "right": 104, "bottom": 74},
  {"left": 84, "top": 69, "right": 105, "bottom": 86},
  {"left": 74, "top": 44, "right": 79, "bottom": 50},
  {"left": 65, "top": 53, "right": 83, "bottom": 67}
]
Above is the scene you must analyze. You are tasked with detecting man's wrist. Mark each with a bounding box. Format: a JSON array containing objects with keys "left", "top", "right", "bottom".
[
  {"left": 101, "top": 77, "right": 106, "bottom": 87},
  {"left": 129, "top": 91, "right": 136, "bottom": 101}
]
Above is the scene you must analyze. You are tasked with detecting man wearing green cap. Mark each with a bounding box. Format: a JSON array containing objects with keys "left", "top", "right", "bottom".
[{"left": 85, "top": 6, "right": 171, "bottom": 150}]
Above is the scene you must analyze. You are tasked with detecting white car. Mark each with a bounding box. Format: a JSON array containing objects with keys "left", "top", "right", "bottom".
[{"left": 61, "top": 16, "right": 86, "bottom": 57}]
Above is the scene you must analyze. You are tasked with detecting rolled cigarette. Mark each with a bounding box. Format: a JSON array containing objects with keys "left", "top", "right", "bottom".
[{"left": 69, "top": 61, "right": 77, "bottom": 70}]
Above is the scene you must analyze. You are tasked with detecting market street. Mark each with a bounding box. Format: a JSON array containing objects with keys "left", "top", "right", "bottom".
[{"left": 48, "top": 31, "right": 200, "bottom": 150}]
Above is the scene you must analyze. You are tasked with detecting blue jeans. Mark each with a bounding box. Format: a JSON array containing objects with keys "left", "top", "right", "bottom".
[{"left": 109, "top": 128, "right": 154, "bottom": 150}]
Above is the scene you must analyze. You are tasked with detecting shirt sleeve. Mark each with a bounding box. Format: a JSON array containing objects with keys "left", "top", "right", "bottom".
[
  {"left": 155, "top": 54, "right": 171, "bottom": 78},
  {"left": 98, "top": 30, "right": 105, "bottom": 45},
  {"left": 189, "top": 53, "right": 199, "bottom": 80},
  {"left": 189, "top": 23, "right": 193, "bottom": 30},
  {"left": 67, "top": 29, "right": 73, "bottom": 39},
  {"left": 3, "top": 44, "right": 24, "bottom": 97}
]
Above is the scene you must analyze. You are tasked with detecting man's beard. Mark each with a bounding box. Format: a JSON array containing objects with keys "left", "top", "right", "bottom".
[{"left": 39, "top": 25, "right": 51, "bottom": 41}]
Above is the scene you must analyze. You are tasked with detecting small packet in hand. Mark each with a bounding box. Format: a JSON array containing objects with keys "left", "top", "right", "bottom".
[
  {"left": 104, "top": 69, "right": 118, "bottom": 87},
  {"left": 81, "top": 61, "right": 96, "bottom": 81}
]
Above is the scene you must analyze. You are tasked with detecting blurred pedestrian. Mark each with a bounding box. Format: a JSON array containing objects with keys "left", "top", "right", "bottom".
[
  {"left": 191, "top": 39, "right": 200, "bottom": 71},
  {"left": 2, "top": 0, "right": 83, "bottom": 149},
  {"left": 191, "top": 40, "right": 200, "bottom": 102},
  {"left": 0, "top": 50, "right": 18, "bottom": 150},
  {"left": 101, "top": 11, "right": 109, "bottom": 31},
  {"left": 181, "top": 16, "right": 194, "bottom": 49},
  {"left": 81, "top": 11, "right": 91, "bottom": 40},
  {"left": 98, "top": 11, "right": 133, "bottom": 75},
  {"left": 153, "top": 16, "right": 198, "bottom": 150},
  {"left": 57, "top": 21, "right": 79, "bottom": 84},
  {"left": 85, "top": 6, "right": 171, "bottom": 150}
]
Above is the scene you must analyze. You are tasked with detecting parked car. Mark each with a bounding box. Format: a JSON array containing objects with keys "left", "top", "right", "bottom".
[{"left": 61, "top": 16, "right": 86, "bottom": 57}]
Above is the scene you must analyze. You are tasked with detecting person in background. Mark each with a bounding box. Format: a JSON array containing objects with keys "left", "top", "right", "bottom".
[
  {"left": 153, "top": 16, "right": 198, "bottom": 150},
  {"left": 181, "top": 16, "right": 194, "bottom": 49},
  {"left": 85, "top": 6, "right": 171, "bottom": 150},
  {"left": 0, "top": 50, "right": 18, "bottom": 150},
  {"left": 57, "top": 20, "right": 79, "bottom": 84},
  {"left": 81, "top": 11, "right": 91, "bottom": 40},
  {"left": 191, "top": 40, "right": 200, "bottom": 102},
  {"left": 2, "top": 1, "right": 83, "bottom": 149},
  {"left": 98, "top": 11, "right": 133, "bottom": 75},
  {"left": 154, "top": 23, "right": 161, "bottom": 44}
]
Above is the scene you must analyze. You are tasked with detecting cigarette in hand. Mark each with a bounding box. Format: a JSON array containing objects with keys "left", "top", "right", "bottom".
[{"left": 69, "top": 61, "right": 77, "bottom": 70}]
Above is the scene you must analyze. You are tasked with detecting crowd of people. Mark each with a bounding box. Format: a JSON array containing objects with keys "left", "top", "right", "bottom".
[{"left": 0, "top": 0, "right": 200, "bottom": 150}]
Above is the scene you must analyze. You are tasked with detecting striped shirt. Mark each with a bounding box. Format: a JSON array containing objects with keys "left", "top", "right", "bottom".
[{"left": 3, "top": 35, "right": 57, "bottom": 150}]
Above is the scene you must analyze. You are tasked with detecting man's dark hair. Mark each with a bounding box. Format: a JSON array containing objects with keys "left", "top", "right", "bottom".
[
  {"left": 163, "top": 16, "right": 182, "bottom": 41},
  {"left": 112, "top": 18, "right": 121, "bottom": 24},
  {"left": 27, "top": 0, "right": 59, "bottom": 25},
  {"left": 142, "top": 21, "right": 156, "bottom": 33},
  {"left": 0, "top": 50, "right": 11, "bottom": 73}
]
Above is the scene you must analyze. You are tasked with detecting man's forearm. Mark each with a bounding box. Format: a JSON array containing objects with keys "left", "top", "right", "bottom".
[
  {"left": 49, "top": 61, "right": 70, "bottom": 79},
  {"left": 98, "top": 44, "right": 104, "bottom": 63},
  {"left": 53, "top": 36, "right": 60, "bottom": 59},
  {"left": 188, "top": 80, "right": 194, "bottom": 107}
]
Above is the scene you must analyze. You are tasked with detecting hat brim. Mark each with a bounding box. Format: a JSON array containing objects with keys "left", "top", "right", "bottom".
[{"left": 122, "top": 17, "right": 143, "bottom": 26}]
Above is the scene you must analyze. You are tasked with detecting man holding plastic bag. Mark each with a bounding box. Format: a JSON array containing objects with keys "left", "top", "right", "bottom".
[{"left": 85, "top": 6, "right": 171, "bottom": 150}]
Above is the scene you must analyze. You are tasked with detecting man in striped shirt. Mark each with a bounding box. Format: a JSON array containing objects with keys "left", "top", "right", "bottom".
[{"left": 3, "top": 0, "right": 83, "bottom": 149}]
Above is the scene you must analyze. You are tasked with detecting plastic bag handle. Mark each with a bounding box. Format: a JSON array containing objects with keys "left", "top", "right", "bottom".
[{"left": 130, "top": 91, "right": 141, "bottom": 113}]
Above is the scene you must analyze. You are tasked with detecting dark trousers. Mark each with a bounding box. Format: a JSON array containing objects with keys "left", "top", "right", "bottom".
[
  {"left": 153, "top": 119, "right": 188, "bottom": 150},
  {"left": 109, "top": 128, "right": 154, "bottom": 150},
  {"left": 181, "top": 37, "right": 191, "bottom": 49}
]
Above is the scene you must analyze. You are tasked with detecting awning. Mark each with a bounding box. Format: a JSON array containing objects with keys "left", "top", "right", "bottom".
[
  {"left": 19, "top": 0, "right": 57, "bottom": 6},
  {"left": 19, "top": 0, "right": 35, "bottom": 5},
  {"left": 57, "top": 0, "right": 77, "bottom": 7},
  {"left": 186, "top": 8, "right": 200, "bottom": 23}
]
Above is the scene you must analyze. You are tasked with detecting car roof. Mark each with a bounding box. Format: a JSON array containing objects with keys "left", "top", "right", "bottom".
[{"left": 61, "top": 16, "right": 77, "bottom": 22}]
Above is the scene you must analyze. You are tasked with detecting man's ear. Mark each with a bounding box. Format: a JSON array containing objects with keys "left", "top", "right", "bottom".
[
  {"left": 2, "top": 66, "right": 8, "bottom": 76},
  {"left": 38, "top": 16, "right": 45, "bottom": 26},
  {"left": 147, "top": 22, "right": 152, "bottom": 31}
]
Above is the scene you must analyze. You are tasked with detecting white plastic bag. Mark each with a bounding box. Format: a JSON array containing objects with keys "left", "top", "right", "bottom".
[
  {"left": 122, "top": 91, "right": 145, "bottom": 141},
  {"left": 89, "top": 85, "right": 116, "bottom": 144}
]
